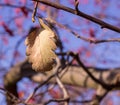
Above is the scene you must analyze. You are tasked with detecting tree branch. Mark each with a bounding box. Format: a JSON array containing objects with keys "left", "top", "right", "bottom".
[
  {"left": 44, "top": 18, "right": 120, "bottom": 44},
  {"left": 4, "top": 59, "right": 120, "bottom": 104},
  {"left": 33, "top": 0, "right": 120, "bottom": 33},
  {"left": 32, "top": 1, "right": 38, "bottom": 22}
]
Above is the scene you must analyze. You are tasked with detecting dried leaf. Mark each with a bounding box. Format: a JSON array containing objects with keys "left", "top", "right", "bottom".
[{"left": 25, "top": 20, "right": 58, "bottom": 72}]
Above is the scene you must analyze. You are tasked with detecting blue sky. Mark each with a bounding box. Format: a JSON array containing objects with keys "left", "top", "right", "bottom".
[
  {"left": 1, "top": 0, "right": 120, "bottom": 68},
  {"left": 0, "top": 0, "right": 120, "bottom": 104}
]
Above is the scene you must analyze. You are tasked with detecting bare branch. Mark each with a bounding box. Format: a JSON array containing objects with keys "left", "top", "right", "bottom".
[
  {"left": 25, "top": 58, "right": 62, "bottom": 103},
  {"left": 44, "top": 98, "right": 69, "bottom": 105},
  {"left": 74, "top": 0, "right": 79, "bottom": 14},
  {"left": 4, "top": 58, "right": 120, "bottom": 104},
  {"left": 33, "top": 0, "right": 120, "bottom": 33},
  {"left": 32, "top": 2, "right": 38, "bottom": 22},
  {"left": 44, "top": 58, "right": 69, "bottom": 105},
  {"left": 56, "top": 76, "right": 69, "bottom": 105},
  {"left": 67, "top": 52, "right": 112, "bottom": 90},
  {"left": 0, "top": 87, "right": 28, "bottom": 105},
  {"left": 25, "top": 73, "right": 55, "bottom": 103},
  {"left": 44, "top": 18, "right": 120, "bottom": 44}
]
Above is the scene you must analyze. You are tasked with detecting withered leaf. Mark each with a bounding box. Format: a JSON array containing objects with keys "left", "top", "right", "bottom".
[{"left": 25, "top": 26, "right": 58, "bottom": 72}]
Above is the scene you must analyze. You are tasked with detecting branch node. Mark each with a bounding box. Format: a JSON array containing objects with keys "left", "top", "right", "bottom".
[{"left": 75, "top": 0, "right": 79, "bottom": 14}]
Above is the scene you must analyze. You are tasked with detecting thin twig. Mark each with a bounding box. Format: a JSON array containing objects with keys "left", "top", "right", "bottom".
[
  {"left": 57, "top": 52, "right": 113, "bottom": 90},
  {"left": 60, "top": 52, "right": 76, "bottom": 79},
  {"left": 68, "top": 52, "right": 113, "bottom": 90},
  {"left": 44, "top": 18, "right": 120, "bottom": 44},
  {"left": 70, "top": 99, "right": 93, "bottom": 104},
  {"left": 32, "top": 2, "right": 38, "bottom": 22},
  {"left": 74, "top": 0, "right": 79, "bottom": 14},
  {"left": 25, "top": 73, "right": 55, "bottom": 103},
  {"left": 0, "top": 87, "right": 33, "bottom": 105},
  {"left": 56, "top": 76, "right": 69, "bottom": 105},
  {"left": 44, "top": 98, "right": 69, "bottom": 105},
  {"left": 33, "top": 0, "right": 120, "bottom": 33},
  {"left": 45, "top": 58, "right": 69, "bottom": 105},
  {"left": 25, "top": 57, "right": 62, "bottom": 103},
  {"left": 56, "top": 58, "right": 69, "bottom": 105}
]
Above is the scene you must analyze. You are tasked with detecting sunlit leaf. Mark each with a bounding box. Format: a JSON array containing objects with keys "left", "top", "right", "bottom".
[{"left": 25, "top": 19, "right": 58, "bottom": 72}]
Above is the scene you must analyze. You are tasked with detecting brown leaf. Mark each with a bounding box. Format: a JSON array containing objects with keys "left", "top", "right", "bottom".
[{"left": 25, "top": 27, "right": 58, "bottom": 72}]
